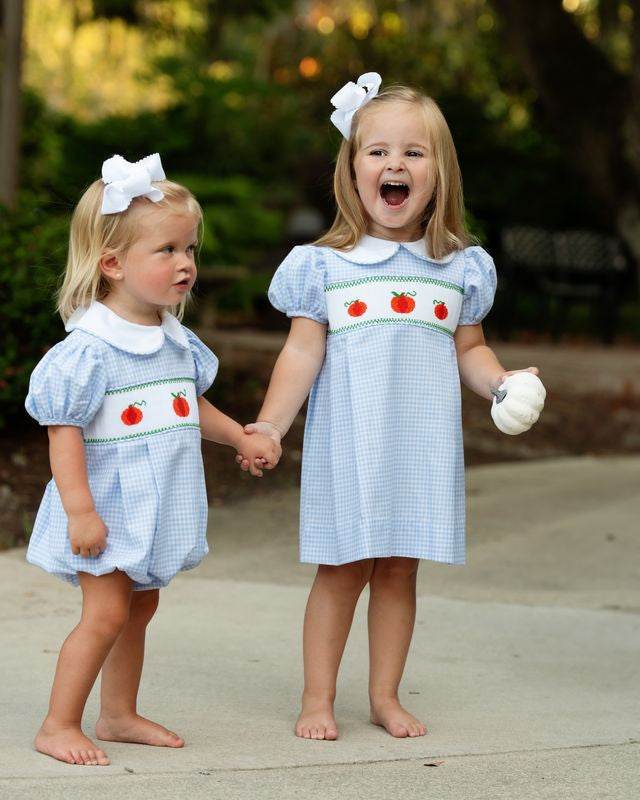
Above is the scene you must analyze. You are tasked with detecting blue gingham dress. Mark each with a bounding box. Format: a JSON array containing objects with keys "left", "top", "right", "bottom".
[
  {"left": 25, "top": 302, "right": 218, "bottom": 589},
  {"left": 269, "top": 235, "right": 496, "bottom": 565}
]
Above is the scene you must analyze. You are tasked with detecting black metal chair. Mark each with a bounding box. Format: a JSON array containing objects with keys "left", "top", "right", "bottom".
[
  {"left": 549, "top": 230, "right": 627, "bottom": 343},
  {"left": 498, "top": 226, "right": 628, "bottom": 343}
]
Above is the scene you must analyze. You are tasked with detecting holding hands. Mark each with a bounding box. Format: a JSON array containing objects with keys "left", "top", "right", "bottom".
[
  {"left": 235, "top": 426, "right": 282, "bottom": 476},
  {"left": 236, "top": 422, "right": 282, "bottom": 474},
  {"left": 195, "top": 397, "right": 281, "bottom": 477}
]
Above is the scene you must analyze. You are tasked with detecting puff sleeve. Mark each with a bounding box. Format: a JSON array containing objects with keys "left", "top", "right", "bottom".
[
  {"left": 184, "top": 328, "right": 219, "bottom": 395},
  {"left": 458, "top": 246, "right": 497, "bottom": 326},
  {"left": 25, "top": 336, "right": 108, "bottom": 427},
  {"left": 268, "top": 245, "right": 328, "bottom": 323}
]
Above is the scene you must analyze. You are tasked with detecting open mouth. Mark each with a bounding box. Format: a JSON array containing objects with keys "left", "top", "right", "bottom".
[{"left": 380, "top": 182, "right": 409, "bottom": 207}]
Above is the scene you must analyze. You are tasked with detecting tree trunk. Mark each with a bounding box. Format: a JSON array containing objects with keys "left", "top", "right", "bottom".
[
  {"left": 490, "top": 0, "right": 640, "bottom": 275},
  {"left": 0, "top": 0, "right": 24, "bottom": 209}
]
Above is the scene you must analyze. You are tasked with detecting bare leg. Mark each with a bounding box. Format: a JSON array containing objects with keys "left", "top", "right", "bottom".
[
  {"left": 368, "top": 557, "right": 426, "bottom": 738},
  {"left": 95, "top": 589, "right": 183, "bottom": 748},
  {"left": 296, "top": 560, "right": 374, "bottom": 740},
  {"left": 34, "top": 570, "right": 133, "bottom": 765}
]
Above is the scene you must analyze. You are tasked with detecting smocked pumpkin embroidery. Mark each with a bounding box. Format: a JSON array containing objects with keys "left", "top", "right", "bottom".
[
  {"left": 345, "top": 299, "right": 367, "bottom": 317},
  {"left": 433, "top": 300, "right": 448, "bottom": 320},
  {"left": 171, "top": 390, "right": 190, "bottom": 417},
  {"left": 391, "top": 291, "right": 417, "bottom": 314},
  {"left": 121, "top": 400, "right": 146, "bottom": 426}
]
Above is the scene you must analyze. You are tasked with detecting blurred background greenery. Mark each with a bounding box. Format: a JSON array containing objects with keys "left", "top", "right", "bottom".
[{"left": 1, "top": 0, "right": 640, "bottom": 428}]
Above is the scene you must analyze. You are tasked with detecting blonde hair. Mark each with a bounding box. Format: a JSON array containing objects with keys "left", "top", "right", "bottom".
[
  {"left": 315, "top": 86, "right": 473, "bottom": 258},
  {"left": 57, "top": 179, "right": 202, "bottom": 322}
]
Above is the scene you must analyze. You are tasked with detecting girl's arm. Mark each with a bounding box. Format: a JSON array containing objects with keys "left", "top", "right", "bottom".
[
  {"left": 454, "top": 324, "right": 538, "bottom": 399},
  {"left": 48, "top": 425, "right": 108, "bottom": 558},
  {"left": 197, "top": 396, "right": 247, "bottom": 450},
  {"left": 245, "top": 316, "right": 327, "bottom": 441},
  {"left": 197, "top": 397, "right": 281, "bottom": 477}
]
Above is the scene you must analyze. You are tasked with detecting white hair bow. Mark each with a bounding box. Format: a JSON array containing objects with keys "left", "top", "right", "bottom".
[
  {"left": 101, "top": 153, "right": 166, "bottom": 215},
  {"left": 330, "top": 72, "right": 382, "bottom": 140}
]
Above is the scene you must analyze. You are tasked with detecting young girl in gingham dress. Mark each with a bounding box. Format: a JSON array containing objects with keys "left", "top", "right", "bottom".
[
  {"left": 243, "top": 74, "right": 543, "bottom": 740},
  {"left": 26, "top": 154, "right": 280, "bottom": 766}
]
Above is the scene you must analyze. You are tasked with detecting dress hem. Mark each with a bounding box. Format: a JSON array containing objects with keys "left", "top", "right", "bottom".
[{"left": 299, "top": 553, "right": 465, "bottom": 566}]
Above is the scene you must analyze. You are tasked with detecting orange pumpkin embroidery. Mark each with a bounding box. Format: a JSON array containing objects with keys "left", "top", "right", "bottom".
[
  {"left": 121, "top": 401, "right": 146, "bottom": 426},
  {"left": 391, "top": 291, "right": 417, "bottom": 314},
  {"left": 172, "top": 390, "right": 190, "bottom": 417}
]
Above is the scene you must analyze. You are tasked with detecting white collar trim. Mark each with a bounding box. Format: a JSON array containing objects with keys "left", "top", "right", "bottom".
[
  {"left": 330, "top": 234, "right": 456, "bottom": 265},
  {"left": 65, "top": 301, "right": 189, "bottom": 354}
]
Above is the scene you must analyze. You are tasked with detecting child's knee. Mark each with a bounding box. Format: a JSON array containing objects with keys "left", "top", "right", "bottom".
[
  {"left": 85, "top": 606, "right": 130, "bottom": 642},
  {"left": 372, "top": 557, "right": 419, "bottom": 582},
  {"left": 318, "top": 560, "right": 374, "bottom": 591},
  {"left": 129, "top": 589, "right": 159, "bottom": 625}
]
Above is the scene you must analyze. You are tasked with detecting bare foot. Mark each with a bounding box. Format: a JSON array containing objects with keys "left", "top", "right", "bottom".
[
  {"left": 295, "top": 696, "right": 338, "bottom": 740},
  {"left": 370, "top": 698, "right": 427, "bottom": 738},
  {"left": 34, "top": 721, "right": 110, "bottom": 766},
  {"left": 95, "top": 714, "right": 184, "bottom": 748}
]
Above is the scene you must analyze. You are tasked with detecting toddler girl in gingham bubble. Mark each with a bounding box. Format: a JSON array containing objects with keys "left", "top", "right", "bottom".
[
  {"left": 242, "top": 73, "right": 543, "bottom": 740},
  {"left": 26, "top": 154, "right": 280, "bottom": 766}
]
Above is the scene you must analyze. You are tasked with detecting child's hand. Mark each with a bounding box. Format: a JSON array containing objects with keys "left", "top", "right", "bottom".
[
  {"left": 236, "top": 432, "right": 282, "bottom": 477},
  {"left": 497, "top": 366, "right": 539, "bottom": 383},
  {"left": 68, "top": 510, "right": 108, "bottom": 558},
  {"left": 236, "top": 421, "right": 283, "bottom": 474},
  {"left": 243, "top": 421, "right": 283, "bottom": 444}
]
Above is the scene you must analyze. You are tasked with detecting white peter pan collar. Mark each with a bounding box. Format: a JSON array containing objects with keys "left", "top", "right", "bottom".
[
  {"left": 65, "top": 301, "right": 190, "bottom": 354},
  {"left": 330, "top": 234, "right": 457, "bottom": 265}
]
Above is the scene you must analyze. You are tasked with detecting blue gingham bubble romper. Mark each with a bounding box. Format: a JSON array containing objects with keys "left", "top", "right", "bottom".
[
  {"left": 25, "top": 301, "right": 218, "bottom": 589},
  {"left": 268, "top": 235, "right": 496, "bottom": 565}
]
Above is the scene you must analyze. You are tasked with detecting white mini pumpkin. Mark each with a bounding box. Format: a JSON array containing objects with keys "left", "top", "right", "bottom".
[{"left": 491, "top": 372, "right": 546, "bottom": 435}]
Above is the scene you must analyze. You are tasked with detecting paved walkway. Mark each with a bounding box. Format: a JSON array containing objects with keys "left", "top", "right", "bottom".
[{"left": 1, "top": 455, "right": 639, "bottom": 799}]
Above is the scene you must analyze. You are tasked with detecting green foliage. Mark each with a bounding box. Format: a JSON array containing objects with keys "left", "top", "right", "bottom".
[
  {"left": 213, "top": 270, "right": 273, "bottom": 315},
  {"left": 10, "top": 0, "right": 631, "bottom": 385},
  {"left": 0, "top": 199, "right": 67, "bottom": 427},
  {"left": 20, "top": 91, "right": 67, "bottom": 199},
  {"left": 177, "top": 175, "right": 284, "bottom": 264},
  {"left": 20, "top": 0, "right": 607, "bottom": 246}
]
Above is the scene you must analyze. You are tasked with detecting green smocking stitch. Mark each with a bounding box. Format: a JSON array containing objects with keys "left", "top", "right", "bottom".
[
  {"left": 84, "top": 422, "right": 201, "bottom": 444},
  {"left": 105, "top": 377, "right": 196, "bottom": 396},
  {"left": 328, "top": 317, "right": 454, "bottom": 337},
  {"left": 325, "top": 275, "right": 463, "bottom": 294}
]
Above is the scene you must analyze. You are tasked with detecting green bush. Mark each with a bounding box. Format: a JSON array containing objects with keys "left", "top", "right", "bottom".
[
  {"left": 176, "top": 174, "right": 285, "bottom": 265},
  {"left": 0, "top": 199, "right": 67, "bottom": 428}
]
